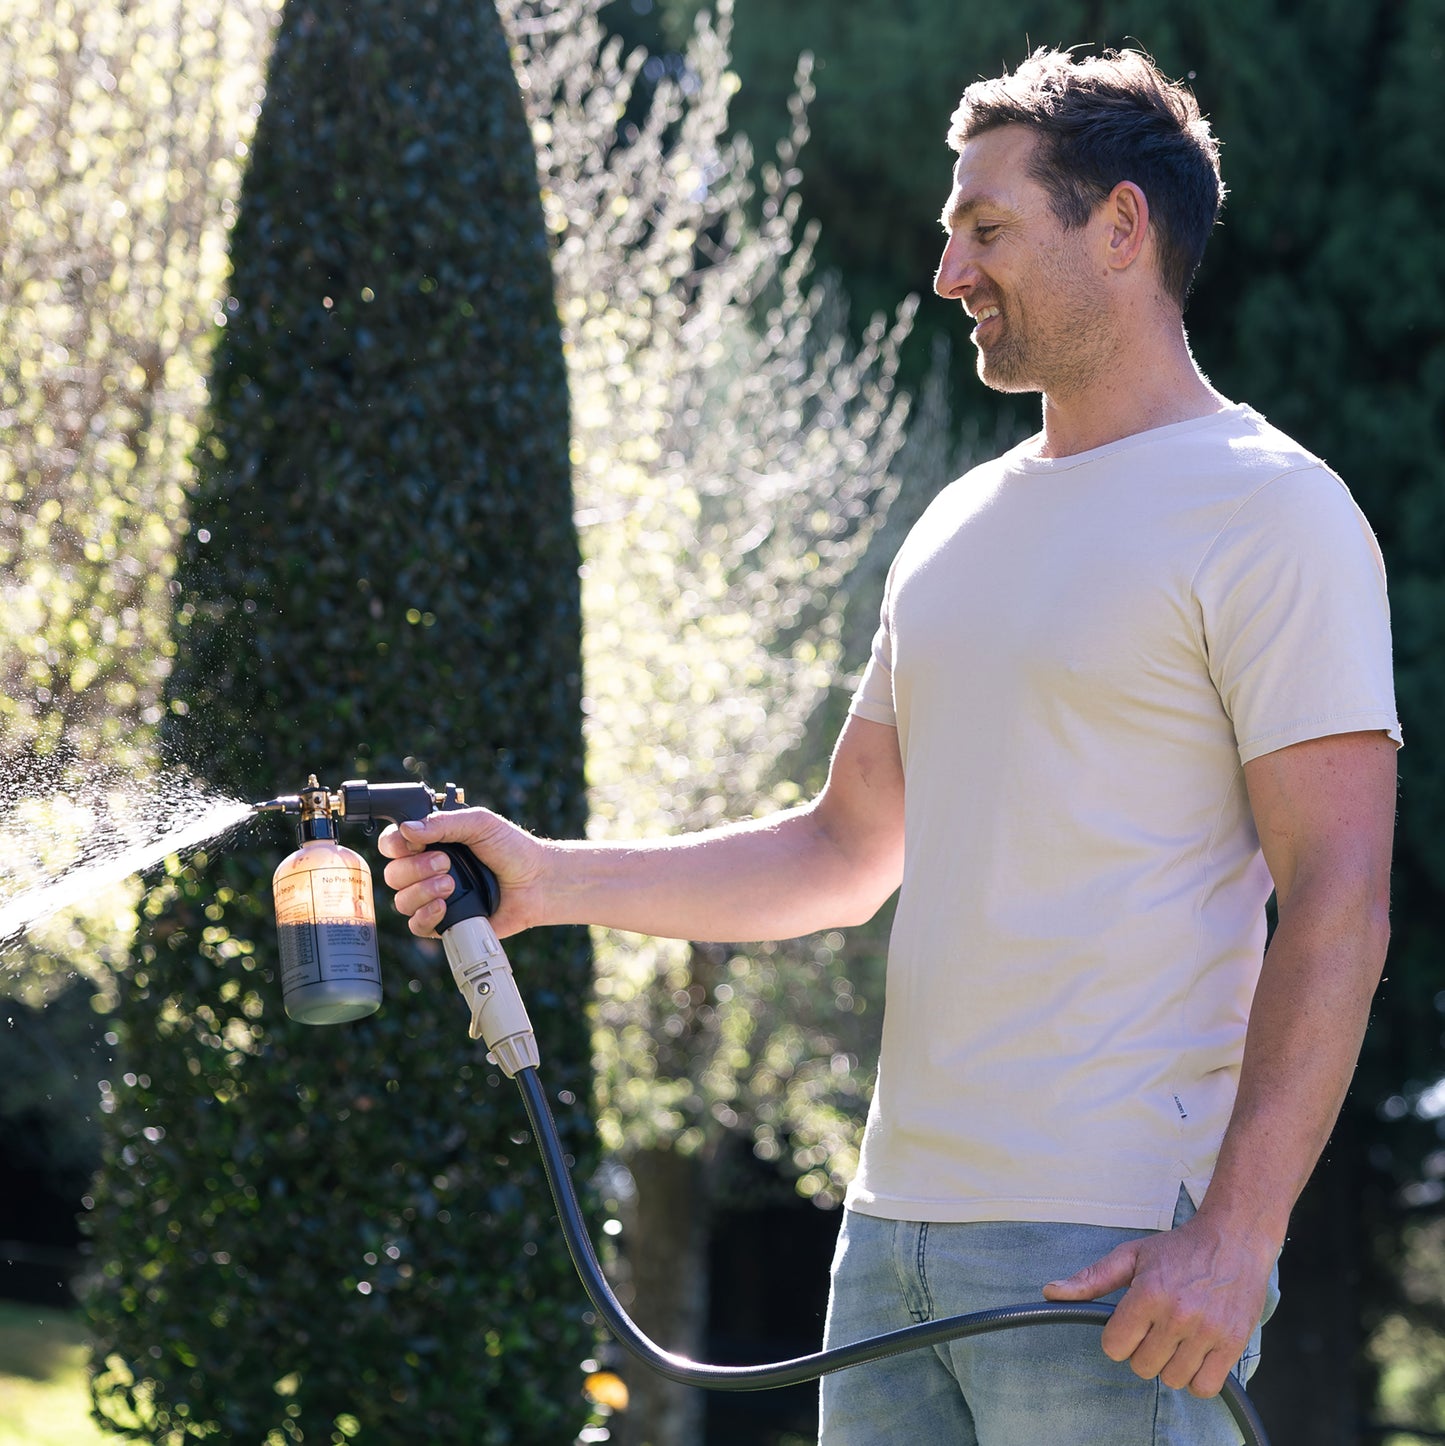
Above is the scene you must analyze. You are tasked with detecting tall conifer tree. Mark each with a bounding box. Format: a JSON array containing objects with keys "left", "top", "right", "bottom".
[{"left": 87, "top": 3, "right": 595, "bottom": 1440}]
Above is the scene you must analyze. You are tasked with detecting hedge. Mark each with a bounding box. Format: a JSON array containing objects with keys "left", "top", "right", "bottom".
[{"left": 85, "top": 3, "right": 597, "bottom": 1441}]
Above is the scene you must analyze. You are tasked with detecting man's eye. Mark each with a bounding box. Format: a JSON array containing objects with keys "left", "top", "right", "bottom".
[{"left": 975, "top": 224, "right": 1001, "bottom": 242}]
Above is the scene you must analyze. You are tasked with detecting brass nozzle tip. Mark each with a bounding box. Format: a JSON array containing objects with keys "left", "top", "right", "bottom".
[{"left": 252, "top": 795, "right": 301, "bottom": 814}]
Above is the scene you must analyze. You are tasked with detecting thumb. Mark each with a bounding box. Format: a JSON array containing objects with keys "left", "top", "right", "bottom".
[
  {"left": 380, "top": 814, "right": 461, "bottom": 857},
  {"left": 398, "top": 813, "right": 480, "bottom": 847},
  {"left": 1042, "top": 1241, "right": 1140, "bottom": 1301},
  {"left": 399, "top": 807, "right": 510, "bottom": 861}
]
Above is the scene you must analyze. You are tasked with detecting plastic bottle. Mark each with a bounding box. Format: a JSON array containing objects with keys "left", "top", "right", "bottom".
[{"left": 273, "top": 807, "right": 382, "bottom": 1024}]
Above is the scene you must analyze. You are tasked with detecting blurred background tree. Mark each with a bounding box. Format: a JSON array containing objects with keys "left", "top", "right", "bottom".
[
  {"left": 0, "top": 0, "right": 267, "bottom": 780},
  {"left": 0, "top": 0, "right": 277, "bottom": 1309},
  {"left": 82, "top": 1, "right": 596, "bottom": 1442},
  {"left": 499, "top": 3, "right": 959, "bottom": 1437}
]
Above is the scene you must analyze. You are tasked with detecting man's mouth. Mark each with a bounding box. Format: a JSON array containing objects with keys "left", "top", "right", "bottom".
[{"left": 971, "top": 304, "right": 1001, "bottom": 339}]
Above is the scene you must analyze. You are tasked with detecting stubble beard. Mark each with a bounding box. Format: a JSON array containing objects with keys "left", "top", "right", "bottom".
[
  {"left": 974, "top": 308, "right": 1035, "bottom": 393},
  {"left": 973, "top": 256, "right": 1114, "bottom": 401}
]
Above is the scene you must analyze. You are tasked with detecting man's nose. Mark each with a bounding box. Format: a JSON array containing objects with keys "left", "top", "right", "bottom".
[{"left": 934, "top": 233, "right": 975, "bottom": 299}]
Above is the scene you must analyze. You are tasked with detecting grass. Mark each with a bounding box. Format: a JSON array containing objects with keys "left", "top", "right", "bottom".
[{"left": 0, "top": 1302, "right": 114, "bottom": 1446}]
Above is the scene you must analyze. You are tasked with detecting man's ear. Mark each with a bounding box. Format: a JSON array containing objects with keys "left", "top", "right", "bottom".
[{"left": 1102, "top": 180, "right": 1150, "bottom": 273}]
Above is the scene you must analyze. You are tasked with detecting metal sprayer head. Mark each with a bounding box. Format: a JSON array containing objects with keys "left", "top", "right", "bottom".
[
  {"left": 253, "top": 772, "right": 331, "bottom": 817},
  {"left": 253, "top": 775, "right": 468, "bottom": 832},
  {"left": 252, "top": 774, "right": 342, "bottom": 841}
]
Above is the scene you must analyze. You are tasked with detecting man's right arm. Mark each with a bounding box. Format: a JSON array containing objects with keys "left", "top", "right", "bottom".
[{"left": 378, "top": 713, "right": 906, "bottom": 943}]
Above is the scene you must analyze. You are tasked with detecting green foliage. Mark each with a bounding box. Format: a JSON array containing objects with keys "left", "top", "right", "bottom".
[
  {"left": 504, "top": 0, "right": 925, "bottom": 1205},
  {"left": 1178, "top": 0, "right": 1445, "bottom": 1415},
  {"left": 84, "top": 2, "right": 596, "bottom": 1442},
  {"left": 0, "top": 0, "right": 272, "bottom": 988},
  {"left": 1174, "top": 0, "right": 1445, "bottom": 1119},
  {"left": 1371, "top": 1216, "right": 1445, "bottom": 1436},
  {"left": 643, "top": 0, "right": 1092, "bottom": 397},
  {"left": 0, "top": 982, "right": 112, "bottom": 1199}
]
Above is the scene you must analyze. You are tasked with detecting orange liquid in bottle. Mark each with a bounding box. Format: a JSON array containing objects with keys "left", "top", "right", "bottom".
[{"left": 273, "top": 837, "right": 382, "bottom": 1024}]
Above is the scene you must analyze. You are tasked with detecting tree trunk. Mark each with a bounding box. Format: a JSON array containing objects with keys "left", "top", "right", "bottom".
[{"left": 614, "top": 1146, "right": 711, "bottom": 1446}]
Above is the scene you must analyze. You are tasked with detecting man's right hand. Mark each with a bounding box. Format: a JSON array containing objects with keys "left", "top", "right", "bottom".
[{"left": 378, "top": 807, "right": 547, "bottom": 940}]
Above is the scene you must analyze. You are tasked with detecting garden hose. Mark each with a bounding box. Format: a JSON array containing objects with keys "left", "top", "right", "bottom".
[{"left": 513, "top": 1064, "right": 1271, "bottom": 1446}]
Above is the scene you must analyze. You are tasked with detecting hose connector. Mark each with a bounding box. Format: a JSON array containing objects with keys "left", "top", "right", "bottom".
[{"left": 440, "top": 917, "right": 539, "bottom": 1076}]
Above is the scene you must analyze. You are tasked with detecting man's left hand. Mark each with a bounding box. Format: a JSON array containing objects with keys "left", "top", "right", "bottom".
[{"left": 1040, "top": 1213, "right": 1273, "bottom": 1397}]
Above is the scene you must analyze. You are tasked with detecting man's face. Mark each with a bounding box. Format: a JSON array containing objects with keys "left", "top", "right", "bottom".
[{"left": 934, "top": 124, "right": 1112, "bottom": 399}]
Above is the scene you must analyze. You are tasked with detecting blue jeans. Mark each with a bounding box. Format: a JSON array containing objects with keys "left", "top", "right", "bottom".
[{"left": 819, "top": 1189, "right": 1278, "bottom": 1445}]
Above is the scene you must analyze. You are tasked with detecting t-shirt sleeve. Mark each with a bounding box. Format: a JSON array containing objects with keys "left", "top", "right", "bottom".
[
  {"left": 849, "top": 561, "right": 898, "bottom": 728},
  {"left": 1194, "top": 465, "right": 1401, "bottom": 764}
]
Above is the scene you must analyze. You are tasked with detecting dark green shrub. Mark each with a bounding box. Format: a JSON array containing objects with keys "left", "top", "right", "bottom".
[{"left": 85, "top": 3, "right": 595, "bottom": 1441}]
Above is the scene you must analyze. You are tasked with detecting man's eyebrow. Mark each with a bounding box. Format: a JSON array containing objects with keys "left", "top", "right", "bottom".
[{"left": 939, "top": 193, "right": 1007, "bottom": 231}]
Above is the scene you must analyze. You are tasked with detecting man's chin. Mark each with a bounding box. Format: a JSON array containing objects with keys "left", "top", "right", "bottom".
[{"left": 975, "top": 352, "right": 1039, "bottom": 395}]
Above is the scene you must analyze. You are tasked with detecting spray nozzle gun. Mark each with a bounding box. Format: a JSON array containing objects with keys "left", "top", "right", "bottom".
[
  {"left": 255, "top": 775, "right": 536, "bottom": 1076},
  {"left": 253, "top": 774, "right": 338, "bottom": 824}
]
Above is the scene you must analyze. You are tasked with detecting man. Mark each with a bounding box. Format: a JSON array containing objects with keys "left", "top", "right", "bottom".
[{"left": 381, "top": 47, "right": 1399, "bottom": 1445}]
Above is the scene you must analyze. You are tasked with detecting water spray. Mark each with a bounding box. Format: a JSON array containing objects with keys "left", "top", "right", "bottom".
[{"left": 253, "top": 774, "right": 1270, "bottom": 1446}]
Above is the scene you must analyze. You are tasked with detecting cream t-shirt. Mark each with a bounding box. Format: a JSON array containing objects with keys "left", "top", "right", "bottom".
[{"left": 846, "top": 404, "right": 1401, "bottom": 1230}]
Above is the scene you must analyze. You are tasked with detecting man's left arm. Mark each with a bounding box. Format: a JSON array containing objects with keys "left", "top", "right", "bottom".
[{"left": 1043, "top": 728, "right": 1398, "bottom": 1397}]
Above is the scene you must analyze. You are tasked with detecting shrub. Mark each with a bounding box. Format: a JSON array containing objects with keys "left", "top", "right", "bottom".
[{"left": 84, "top": 3, "right": 595, "bottom": 1442}]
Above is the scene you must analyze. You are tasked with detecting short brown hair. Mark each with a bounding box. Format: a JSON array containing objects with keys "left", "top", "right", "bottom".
[{"left": 949, "top": 48, "right": 1224, "bottom": 308}]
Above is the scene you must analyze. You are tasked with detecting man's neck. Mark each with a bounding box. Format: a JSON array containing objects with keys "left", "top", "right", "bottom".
[{"left": 1032, "top": 323, "right": 1227, "bottom": 460}]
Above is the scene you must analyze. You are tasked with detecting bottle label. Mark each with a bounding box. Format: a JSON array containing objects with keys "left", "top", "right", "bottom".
[{"left": 275, "top": 867, "right": 379, "bottom": 990}]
